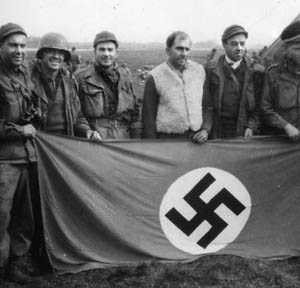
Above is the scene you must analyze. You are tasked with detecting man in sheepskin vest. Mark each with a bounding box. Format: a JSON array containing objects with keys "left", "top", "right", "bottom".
[
  {"left": 197, "top": 25, "right": 262, "bottom": 143},
  {"left": 142, "top": 31, "right": 205, "bottom": 140}
]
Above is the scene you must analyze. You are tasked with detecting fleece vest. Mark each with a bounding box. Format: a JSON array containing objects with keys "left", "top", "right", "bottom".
[{"left": 150, "top": 61, "right": 205, "bottom": 134}]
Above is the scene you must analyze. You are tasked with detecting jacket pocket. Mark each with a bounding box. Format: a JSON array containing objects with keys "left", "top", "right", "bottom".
[
  {"left": 277, "top": 84, "right": 297, "bottom": 109},
  {"left": 81, "top": 86, "right": 104, "bottom": 117},
  {"left": 117, "top": 83, "right": 135, "bottom": 112},
  {"left": 0, "top": 90, "right": 22, "bottom": 122}
]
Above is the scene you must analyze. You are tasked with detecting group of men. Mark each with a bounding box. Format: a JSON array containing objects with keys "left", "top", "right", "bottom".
[
  {"left": 1, "top": 19, "right": 300, "bottom": 284},
  {"left": 143, "top": 22, "right": 300, "bottom": 142}
]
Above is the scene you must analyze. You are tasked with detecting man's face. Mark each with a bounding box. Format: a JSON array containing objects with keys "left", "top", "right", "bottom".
[
  {"left": 223, "top": 34, "right": 247, "bottom": 62},
  {"left": 41, "top": 49, "right": 65, "bottom": 72},
  {"left": 94, "top": 41, "right": 118, "bottom": 68},
  {"left": 0, "top": 33, "right": 27, "bottom": 68},
  {"left": 286, "top": 42, "right": 300, "bottom": 65},
  {"left": 166, "top": 36, "right": 191, "bottom": 70}
]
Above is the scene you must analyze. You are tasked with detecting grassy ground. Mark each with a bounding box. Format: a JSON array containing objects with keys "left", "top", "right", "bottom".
[{"left": 1, "top": 255, "right": 300, "bottom": 287}]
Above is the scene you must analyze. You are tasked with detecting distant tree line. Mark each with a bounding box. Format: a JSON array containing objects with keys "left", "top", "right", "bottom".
[{"left": 26, "top": 36, "right": 221, "bottom": 50}]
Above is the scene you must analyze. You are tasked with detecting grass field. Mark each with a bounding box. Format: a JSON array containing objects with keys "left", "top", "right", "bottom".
[
  {"left": 3, "top": 49, "right": 298, "bottom": 288},
  {"left": 1, "top": 255, "right": 300, "bottom": 287}
]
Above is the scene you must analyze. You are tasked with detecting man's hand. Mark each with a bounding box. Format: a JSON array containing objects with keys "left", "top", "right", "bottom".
[
  {"left": 244, "top": 128, "right": 253, "bottom": 139},
  {"left": 193, "top": 130, "right": 208, "bottom": 144},
  {"left": 22, "top": 124, "right": 37, "bottom": 138},
  {"left": 86, "top": 130, "right": 102, "bottom": 142},
  {"left": 284, "top": 123, "right": 300, "bottom": 142}
]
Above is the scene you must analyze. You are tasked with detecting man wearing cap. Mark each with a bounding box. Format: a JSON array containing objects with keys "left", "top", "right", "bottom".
[
  {"left": 195, "top": 25, "right": 262, "bottom": 143},
  {"left": 142, "top": 31, "right": 205, "bottom": 139},
  {"left": 0, "top": 23, "right": 37, "bottom": 284},
  {"left": 76, "top": 31, "right": 141, "bottom": 139},
  {"left": 261, "top": 21, "right": 300, "bottom": 142}
]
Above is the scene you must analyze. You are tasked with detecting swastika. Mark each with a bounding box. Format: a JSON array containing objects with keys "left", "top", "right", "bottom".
[{"left": 165, "top": 172, "right": 246, "bottom": 249}]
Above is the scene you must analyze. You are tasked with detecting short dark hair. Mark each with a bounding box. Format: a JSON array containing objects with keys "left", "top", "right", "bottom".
[{"left": 166, "top": 31, "right": 191, "bottom": 48}]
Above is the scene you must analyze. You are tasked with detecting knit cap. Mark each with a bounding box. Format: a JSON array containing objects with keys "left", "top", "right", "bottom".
[
  {"left": 93, "top": 31, "right": 118, "bottom": 48},
  {"left": 0, "top": 23, "right": 27, "bottom": 43}
]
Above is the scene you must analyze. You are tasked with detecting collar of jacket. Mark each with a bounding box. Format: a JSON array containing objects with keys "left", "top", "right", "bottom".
[
  {"left": 224, "top": 55, "right": 243, "bottom": 70},
  {"left": 209, "top": 55, "right": 253, "bottom": 78},
  {"left": 31, "top": 62, "right": 70, "bottom": 104},
  {"left": 0, "top": 57, "right": 31, "bottom": 90},
  {"left": 83, "top": 63, "right": 129, "bottom": 89}
]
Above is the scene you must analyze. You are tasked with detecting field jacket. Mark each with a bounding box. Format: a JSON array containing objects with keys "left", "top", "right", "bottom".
[
  {"left": 75, "top": 64, "right": 141, "bottom": 139},
  {"left": 0, "top": 60, "right": 36, "bottom": 162},
  {"left": 31, "top": 64, "right": 91, "bottom": 137},
  {"left": 261, "top": 63, "right": 300, "bottom": 131},
  {"left": 201, "top": 55, "right": 261, "bottom": 139}
]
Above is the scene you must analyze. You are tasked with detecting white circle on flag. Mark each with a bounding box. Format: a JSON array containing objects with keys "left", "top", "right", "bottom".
[{"left": 159, "top": 167, "right": 251, "bottom": 255}]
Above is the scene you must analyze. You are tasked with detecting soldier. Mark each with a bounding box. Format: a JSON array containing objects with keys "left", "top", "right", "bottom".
[
  {"left": 29, "top": 33, "right": 101, "bottom": 273},
  {"left": 70, "top": 46, "right": 81, "bottom": 73},
  {"left": 261, "top": 21, "right": 300, "bottom": 141},
  {"left": 76, "top": 31, "right": 141, "bottom": 139},
  {"left": 31, "top": 32, "right": 101, "bottom": 141},
  {"left": 142, "top": 31, "right": 205, "bottom": 139},
  {"left": 195, "top": 25, "right": 262, "bottom": 143},
  {"left": 0, "top": 23, "right": 37, "bottom": 284}
]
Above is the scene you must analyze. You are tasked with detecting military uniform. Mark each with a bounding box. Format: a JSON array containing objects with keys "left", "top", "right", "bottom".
[
  {"left": 76, "top": 63, "right": 141, "bottom": 139},
  {"left": 31, "top": 63, "right": 91, "bottom": 136},
  {"left": 0, "top": 58, "right": 36, "bottom": 267},
  {"left": 261, "top": 63, "right": 300, "bottom": 131}
]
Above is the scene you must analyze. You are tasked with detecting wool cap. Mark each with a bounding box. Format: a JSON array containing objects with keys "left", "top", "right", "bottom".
[
  {"left": 0, "top": 23, "right": 27, "bottom": 43},
  {"left": 93, "top": 31, "right": 118, "bottom": 48},
  {"left": 222, "top": 25, "right": 248, "bottom": 42},
  {"left": 281, "top": 21, "right": 300, "bottom": 43}
]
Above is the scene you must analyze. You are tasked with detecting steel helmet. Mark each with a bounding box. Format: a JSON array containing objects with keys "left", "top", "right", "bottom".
[{"left": 37, "top": 32, "right": 71, "bottom": 62}]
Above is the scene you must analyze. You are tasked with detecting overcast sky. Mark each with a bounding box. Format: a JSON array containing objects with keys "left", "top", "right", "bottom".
[{"left": 1, "top": 0, "right": 299, "bottom": 46}]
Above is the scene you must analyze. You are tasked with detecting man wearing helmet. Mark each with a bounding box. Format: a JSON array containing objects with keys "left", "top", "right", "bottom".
[
  {"left": 0, "top": 23, "right": 37, "bottom": 284},
  {"left": 75, "top": 31, "right": 141, "bottom": 139},
  {"left": 31, "top": 32, "right": 101, "bottom": 140},
  {"left": 29, "top": 32, "right": 101, "bottom": 274}
]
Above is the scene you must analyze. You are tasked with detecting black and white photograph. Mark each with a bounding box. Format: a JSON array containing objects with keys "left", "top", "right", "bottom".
[{"left": 1, "top": 0, "right": 300, "bottom": 287}]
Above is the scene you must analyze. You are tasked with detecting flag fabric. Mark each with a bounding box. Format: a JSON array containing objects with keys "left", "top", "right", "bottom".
[{"left": 35, "top": 132, "right": 300, "bottom": 274}]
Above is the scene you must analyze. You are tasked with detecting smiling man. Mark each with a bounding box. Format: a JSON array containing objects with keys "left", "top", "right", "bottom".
[
  {"left": 76, "top": 31, "right": 141, "bottom": 139},
  {"left": 29, "top": 32, "right": 101, "bottom": 275},
  {"left": 31, "top": 32, "right": 100, "bottom": 141},
  {"left": 142, "top": 31, "right": 205, "bottom": 139},
  {"left": 196, "top": 25, "right": 262, "bottom": 143},
  {"left": 0, "top": 22, "right": 38, "bottom": 284}
]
